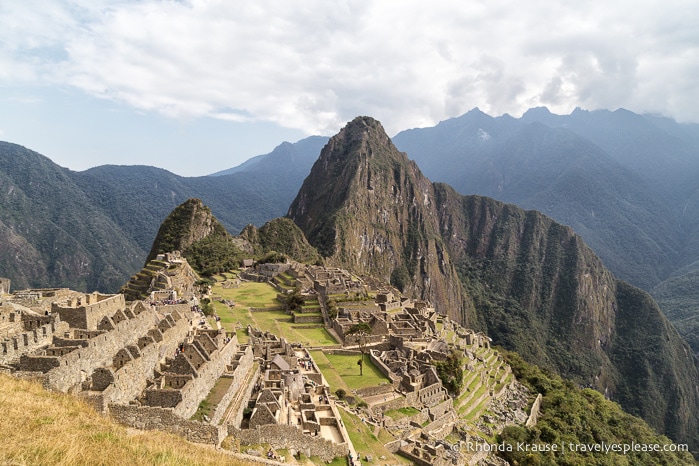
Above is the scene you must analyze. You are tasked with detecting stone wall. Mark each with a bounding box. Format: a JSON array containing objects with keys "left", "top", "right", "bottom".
[
  {"left": 173, "top": 336, "right": 239, "bottom": 419},
  {"left": 375, "top": 394, "right": 409, "bottom": 414},
  {"left": 109, "top": 404, "right": 225, "bottom": 444},
  {"left": 292, "top": 313, "right": 323, "bottom": 324},
  {"left": 154, "top": 303, "right": 191, "bottom": 316},
  {"left": 230, "top": 425, "right": 349, "bottom": 462},
  {"left": 210, "top": 345, "right": 254, "bottom": 425},
  {"left": 369, "top": 350, "right": 401, "bottom": 386},
  {"left": 356, "top": 383, "right": 394, "bottom": 398},
  {"left": 21, "top": 307, "right": 192, "bottom": 393},
  {"left": 230, "top": 364, "right": 261, "bottom": 428},
  {"left": 326, "top": 349, "right": 361, "bottom": 356},
  {"left": 423, "top": 410, "right": 455, "bottom": 439},
  {"left": 1, "top": 318, "right": 69, "bottom": 365},
  {"left": 428, "top": 398, "right": 453, "bottom": 421},
  {"left": 89, "top": 315, "right": 191, "bottom": 411},
  {"left": 51, "top": 293, "right": 125, "bottom": 330},
  {"left": 526, "top": 393, "right": 542, "bottom": 427},
  {"left": 0, "top": 278, "right": 10, "bottom": 294}
]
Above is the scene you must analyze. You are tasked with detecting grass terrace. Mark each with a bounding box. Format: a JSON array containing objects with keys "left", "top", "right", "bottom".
[
  {"left": 210, "top": 275, "right": 338, "bottom": 347},
  {"left": 383, "top": 406, "right": 420, "bottom": 421},
  {"left": 309, "top": 351, "right": 390, "bottom": 393},
  {"left": 191, "top": 376, "right": 234, "bottom": 421},
  {"left": 338, "top": 409, "right": 411, "bottom": 465}
]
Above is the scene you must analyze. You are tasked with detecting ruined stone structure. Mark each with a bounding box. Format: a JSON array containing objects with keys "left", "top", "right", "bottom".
[
  {"left": 2, "top": 260, "right": 530, "bottom": 465},
  {"left": 0, "top": 301, "right": 69, "bottom": 366},
  {"left": 140, "top": 328, "right": 239, "bottom": 418},
  {"left": 234, "top": 327, "right": 350, "bottom": 461},
  {"left": 1, "top": 284, "right": 268, "bottom": 451},
  {"left": 398, "top": 432, "right": 459, "bottom": 466},
  {"left": 332, "top": 293, "right": 440, "bottom": 347},
  {"left": 50, "top": 292, "right": 126, "bottom": 330},
  {"left": 309, "top": 266, "right": 365, "bottom": 296},
  {"left": 15, "top": 296, "right": 194, "bottom": 396},
  {"left": 121, "top": 252, "right": 198, "bottom": 302}
]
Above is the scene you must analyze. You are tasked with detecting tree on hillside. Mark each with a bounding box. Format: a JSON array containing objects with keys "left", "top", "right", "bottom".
[
  {"left": 434, "top": 349, "right": 464, "bottom": 394},
  {"left": 346, "top": 322, "right": 372, "bottom": 376},
  {"left": 284, "top": 289, "right": 305, "bottom": 313}
]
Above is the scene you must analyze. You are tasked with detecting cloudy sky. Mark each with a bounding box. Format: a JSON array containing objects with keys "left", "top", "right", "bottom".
[{"left": 1, "top": 0, "right": 697, "bottom": 176}]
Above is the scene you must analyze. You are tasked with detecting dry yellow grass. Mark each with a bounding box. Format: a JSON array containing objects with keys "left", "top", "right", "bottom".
[{"left": 0, "top": 373, "right": 246, "bottom": 466}]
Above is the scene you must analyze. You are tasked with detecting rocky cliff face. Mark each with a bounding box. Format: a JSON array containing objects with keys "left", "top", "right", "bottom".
[
  {"left": 288, "top": 116, "right": 699, "bottom": 451},
  {"left": 288, "top": 117, "right": 464, "bottom": 315}
]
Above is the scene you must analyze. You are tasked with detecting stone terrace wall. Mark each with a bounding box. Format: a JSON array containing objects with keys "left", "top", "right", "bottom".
[
  {"left": 109, "top": 404, "right": 225, "bottom": 445},
  {"left": 292, "top": 313, "right": 323, "bottom": 324},
  {"left": 526, "top": 393, "right": 543, "bottom": 427},
  {"left": 0, "top": 278, "right": 10, "bottom": 294},
  {"left": 374, "top": 394, "right": 409, "bottom": 414},
  {"left": 369, "top": 350, "right": 401, "bottom": 386},
  {"left": 154, "top": 303, "right": 191, "bottom": 316},
  {"left": 92, "top": 315, "right": 191, "bottom": 411},
  {"left": 30, "top": 308, "right": 190, "bottom": 393},
  {"left": 423, "top": 410, "right": 456, "bottom": 440},
  {"left": 230, "top": 425, "right": 349, "bottom": 462},
  {"left": 356, "top": 383, "right": 394, "bottom": 398},
  {"left": 210, "top": 345, "right": 254, "bottom": 425},
  {"left": 174, "top": 336, "right": 239, "bottom": 419},
  {"left": 230, "top": 364, "right": 261, "bottom": 428}
]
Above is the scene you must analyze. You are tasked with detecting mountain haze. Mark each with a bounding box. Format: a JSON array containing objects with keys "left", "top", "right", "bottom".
[
  {"left": 393, "top": 108, "right": 692, "bottom": 290},
  {"left": 289, "top": 116, "right": 699, "bottom": 452}
]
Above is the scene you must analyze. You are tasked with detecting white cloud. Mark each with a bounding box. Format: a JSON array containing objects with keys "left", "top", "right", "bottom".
[{"left": 2, "top": 0, "right": 699, "bottom": 136}]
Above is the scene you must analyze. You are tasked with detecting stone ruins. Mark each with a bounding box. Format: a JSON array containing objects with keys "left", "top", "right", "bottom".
[{"left": 0, "top": 255, "right": 535, "bottom": 465}]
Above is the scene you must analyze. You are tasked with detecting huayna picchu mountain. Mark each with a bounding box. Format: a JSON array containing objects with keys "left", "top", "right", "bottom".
[
  {"left": 288, "top": 117, "right": 464, "bottom": 317},
  {"left": 288, "top": 116, "right": 699, "bottom": 453}
]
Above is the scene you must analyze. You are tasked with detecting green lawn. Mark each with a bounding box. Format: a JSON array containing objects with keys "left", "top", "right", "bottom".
[
  {"left": 210, "top": 279, "right": 337, "bottom": 347},
  {"left": 309, "top": 351, "right": 390, "bottom": 392},
  {"left": 383, "top": 406, "right": 420, "bottom": 421}
]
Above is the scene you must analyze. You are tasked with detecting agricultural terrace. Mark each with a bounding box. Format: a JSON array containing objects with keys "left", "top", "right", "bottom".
[{"left": 208, "top": 273, "right": 338, "bottom": 347}]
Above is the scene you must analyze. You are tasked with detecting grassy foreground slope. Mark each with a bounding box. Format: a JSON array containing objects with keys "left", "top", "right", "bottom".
[{"left": 0, "top": 374, "right": 244, "bottom": 466}]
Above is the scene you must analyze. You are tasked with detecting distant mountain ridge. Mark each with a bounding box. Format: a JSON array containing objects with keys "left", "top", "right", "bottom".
[
  {"left": 393, "top": 107, "right": 699, "bottom": 291},
  {"left": 0, "top": 142, "right": 143, "bottom": 292},
  {"left": 209, "top": 136, "right": 327, "bottom": 177},
  {"left": 0, "top": 137, "right": 324, "bottom": 292},
  {"left": 392, "top": 107, "right": 699, "bottom": 359},
  {"left": 4, "top": 107, "right": 697, "bottom": 293}
]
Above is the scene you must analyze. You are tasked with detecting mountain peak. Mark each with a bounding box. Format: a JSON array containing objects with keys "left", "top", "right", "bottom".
[
  {"left": 333, "top": 116, "right": 394, "bottom": 158},
  {"left": 146, "top": 198, "right": 224, "bottom": 263},
  {"left": 288, "top": 116, "right": 464, "bottom": 318}
]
